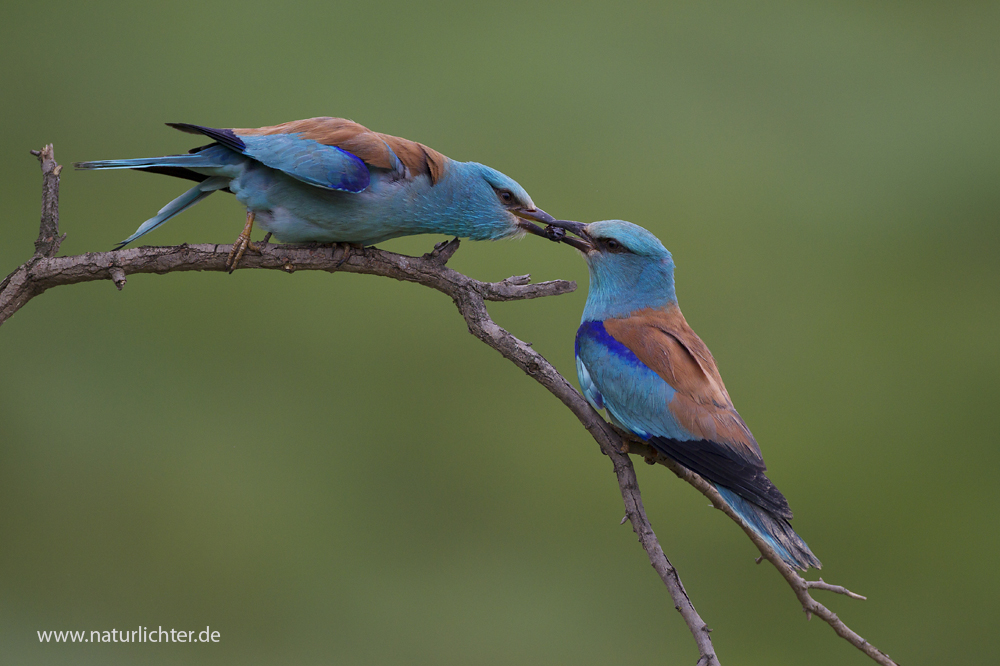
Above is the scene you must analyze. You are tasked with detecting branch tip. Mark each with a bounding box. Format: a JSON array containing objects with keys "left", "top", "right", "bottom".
[
  {"left": 31, "top": 143, "right": 63, "bottom": 259},
  {"left": 424, "top": 237, "right": 460, "bottom": 264},
  {"left": 806, "top": 579, "right": 867, "bottom": 601},
  {"left": 502, "top": 274, "right": 532, "bottom": 286},
  {"left": 109, "top": 267, "right": 127, "bottom": 290}
]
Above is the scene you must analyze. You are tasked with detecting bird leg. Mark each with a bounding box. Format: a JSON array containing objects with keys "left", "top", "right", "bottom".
[
  {"left": 608, "top": 423, "right": 641, "bottom": 453},
  {"left": 226, "top": 210, "right": 261, "bottom": 273},
  {"left": 334, "top": 242, "right": 355, "bottom": 268}
]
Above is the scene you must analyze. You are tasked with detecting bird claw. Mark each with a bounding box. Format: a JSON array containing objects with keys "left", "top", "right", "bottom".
[
  {"left": 334, "top": 242, "right": 354, "bottom": 268},
  {"left": 225, "top": 236, "right": 258, "bottom": 273},
  {"left": 226, "top": 211, "right": 258, "bottom": 273}
]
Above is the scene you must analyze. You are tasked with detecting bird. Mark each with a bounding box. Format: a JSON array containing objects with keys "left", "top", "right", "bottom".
[
  {"left": 74, "top": 117, "right": 556, "bottom": 271},
  {"left": 547, "top": 218, "right": 821, "bottom": 571}
]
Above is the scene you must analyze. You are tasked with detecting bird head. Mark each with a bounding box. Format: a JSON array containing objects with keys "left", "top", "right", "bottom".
[
  {"left": 460, "top": 163, "right": 556, "bottom": 239},
  {"left": 547, "top": 219, "right": 677, "bottom": 320}
]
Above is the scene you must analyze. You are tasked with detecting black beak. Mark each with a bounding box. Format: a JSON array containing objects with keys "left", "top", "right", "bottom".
[
  {"left": 544, "top": 219, "right": 592, "bottom": 252},
  {"left": 512, "top": 207, "right": 558, "bottom": 239}
]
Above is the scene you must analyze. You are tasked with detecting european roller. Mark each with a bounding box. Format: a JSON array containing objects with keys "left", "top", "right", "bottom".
[
  {"left": 548, "top": 219, "right": 821, "bottom": 571},
  {"left": 75, "top": 117, "right": 556, "bottom": 270}
]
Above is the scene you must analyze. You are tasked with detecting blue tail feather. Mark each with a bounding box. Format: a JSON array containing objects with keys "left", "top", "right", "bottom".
[
  {"left": 74, "top": 145, "right": 237, "bottom": 172},
  {"left": 114, "top": 176, "right": 229, "bottom": 249},
  {"left": 714, "top": 485, "right": 821, "bottom": 571}
]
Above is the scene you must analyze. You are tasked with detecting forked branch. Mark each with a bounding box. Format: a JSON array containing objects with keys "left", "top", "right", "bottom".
[{"left": 2, "top": 145, "right": 899, "bottom": 666}]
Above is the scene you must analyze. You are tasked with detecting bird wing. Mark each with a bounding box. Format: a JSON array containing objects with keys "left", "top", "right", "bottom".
[
  {"left": 236, "top": 117, "right": 448, "bottom": 185},
  {"left": 170, "top": 118, "right": 448, "bottom": 191},
  {"left": 602, "top": 306, "right": 758, "bottom": 456},
  {"left": 578, "top": 307, "right": 792, "bottom": 518},
  {"left": 167, "top": 122, "right": 371, "bottom": 192}
]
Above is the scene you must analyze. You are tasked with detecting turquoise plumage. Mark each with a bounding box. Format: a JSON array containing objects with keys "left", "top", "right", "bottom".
[
  {"left": 550, "top": 219, "right": 821, "bottom": 571},
  {"left": 75, "top": 118, "right": 555, "bottom": 269}
]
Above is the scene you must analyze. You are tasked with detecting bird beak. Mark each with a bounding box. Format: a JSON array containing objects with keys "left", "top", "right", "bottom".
[
  {"left": 512, "top": 206, "right": 558, "bottom": 239},
  {"left": 544, "top": 219, "right": 593, "bottom": 252}
]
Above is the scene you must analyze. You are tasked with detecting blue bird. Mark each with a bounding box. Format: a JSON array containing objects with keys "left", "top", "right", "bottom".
[
  {"left": 75, "top": 117, "right": 556, "bottom": 270},
  {"left": 549, "top": 219, "right": 820, "bottom": 571}
]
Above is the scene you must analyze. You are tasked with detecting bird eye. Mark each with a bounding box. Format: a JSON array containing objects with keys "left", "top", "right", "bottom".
[
  {"left": 606, "top": 239, "right": 620, "bottom": 251},
  {"left": 496, "top": 189, "right": 514, "bottom": 205}
]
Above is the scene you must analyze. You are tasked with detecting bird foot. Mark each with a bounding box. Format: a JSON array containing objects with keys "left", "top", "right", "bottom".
[
  {"left": 225, "top": 236, "right": 260, "bottom": 273},
  {"left": 609, "top": 424, "right": 639, "bottom": 454},
  {"left": 334, "top": 242, "right": 360, "bottom": 268},
  {"left": 226, "top": 211, "right": 259, "bottom": 273}
]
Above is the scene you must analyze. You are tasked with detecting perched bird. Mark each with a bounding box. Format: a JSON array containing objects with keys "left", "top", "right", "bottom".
[
  {"left": 549, "top": 219, "right": 820, "bottom": 570},
  {"left": 75, "top": 117, "right": 556, "bottom": 270}
]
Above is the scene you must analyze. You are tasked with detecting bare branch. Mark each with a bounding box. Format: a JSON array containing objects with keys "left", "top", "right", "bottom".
[
  {"left": 1, "top": 145, "right": 67, "bottom": 323},
  {"left": 619, "top": 443, "right": 897, "bottom": 665},
  {"left": 30, "top": 144, "right": 65, "bottom": 258},
  {"left": 806, "top": 579, "right": 867, "bottom": 601},
  {"left": 1, "top": 144, "right": 718, "bottom": 665},
  {"left": 437, "top": 264, "right": 721, "bottom": 666},
  {"left": 0, "top": 241, "right": 576, "bottom": 326},
  {"left": 4, "top": 145, "right": 901, "bottom": 666}
]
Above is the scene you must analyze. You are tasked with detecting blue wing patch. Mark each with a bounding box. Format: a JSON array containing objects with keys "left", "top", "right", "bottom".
[
  {"left": 239, "top": 134, "right": 370, "bottom": 192},
  {"left": 575, "top": 319, "right": 684, "bottom": 442}
]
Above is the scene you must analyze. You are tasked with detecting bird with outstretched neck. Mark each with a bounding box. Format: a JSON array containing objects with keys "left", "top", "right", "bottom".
[
  {"left": 548, "top": 219, "right": 821, "bottom": 571},
  {"left": 76, "top": 117, "right": 556, "bottom": 271}
]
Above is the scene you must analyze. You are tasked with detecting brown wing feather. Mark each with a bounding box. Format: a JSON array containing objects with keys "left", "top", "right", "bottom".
[
  {"left": 234, "top": 117, "right": 449, "bottom": 184},
  {"left": 603, "top": 306, "right": 793, "bottom": 517},
  {"left": 603, "top": 306, "right": 763, "bottom": 462}
]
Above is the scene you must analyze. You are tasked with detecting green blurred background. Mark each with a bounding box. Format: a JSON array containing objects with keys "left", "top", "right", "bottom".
[{"left": 2, "top": 1, "right": 998, "bottom": 664}]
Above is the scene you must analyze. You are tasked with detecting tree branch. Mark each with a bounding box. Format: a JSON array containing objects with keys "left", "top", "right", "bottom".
[
  {"left": 32, "top": 144, "right": 65, "bottom": 258},
  {"left": 623, "top": 440, "right": 896, "bottom": 664},
  {"left": 3, "top": 145, "right": 899, "bottom": 666}
]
